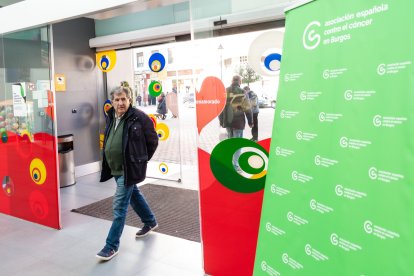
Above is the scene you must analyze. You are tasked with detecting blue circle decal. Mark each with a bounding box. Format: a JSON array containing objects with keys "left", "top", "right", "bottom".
[
  {"left": 100, "top": 55, "right": 110, "bottom": 70},
  {"left": 149, "top": 53, "right": 166, "bottom": 72},
  {"left": 264, "top": 53, "right": 282, "bottom": 72}
]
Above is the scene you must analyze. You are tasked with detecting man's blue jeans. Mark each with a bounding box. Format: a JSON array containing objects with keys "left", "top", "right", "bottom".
[{"left": 105, "top": 175, "right": 156, "bottom": 251}]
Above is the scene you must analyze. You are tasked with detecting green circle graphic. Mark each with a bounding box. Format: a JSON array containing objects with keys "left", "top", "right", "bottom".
[
  {"left": 149, "top": 81, "right": 162, "bottom": 97},
  {"left": 238, "top": 151, "right": 265, "bottom": 175},
  {"left": 1, "top": 131, "right": 8, "bottom": 143},
  {"left": 210, "top": 138, "right": 268, "bottom": 193}
]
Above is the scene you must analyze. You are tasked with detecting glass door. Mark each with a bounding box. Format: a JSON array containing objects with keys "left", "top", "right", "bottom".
[
  {"left": 189, "top": 0, "right": 285, "bottom": 274},
  {"left": 0, "top": 26, "right": 60, "bottom": 229}
]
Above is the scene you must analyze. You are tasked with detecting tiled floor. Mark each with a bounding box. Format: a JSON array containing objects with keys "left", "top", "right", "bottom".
[{"left": 0, "top": 172, "right": 204, "bottom": 276}]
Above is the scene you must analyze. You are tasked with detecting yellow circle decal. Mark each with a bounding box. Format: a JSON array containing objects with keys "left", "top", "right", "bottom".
[
  {"left": 155, "top": 123, "right": 169, "bottom": 141},
  {"left": 159, "top": 163, "right": 169, "bottom": 174},
  {"left": 30, "top": 158, "right": 47, "bottom": 185},
  {"left": 96, "top": 50, "right": 117, "bottom": 72},
  {"left": 151, "top": 60, "right": 161, "bottom": 72}
]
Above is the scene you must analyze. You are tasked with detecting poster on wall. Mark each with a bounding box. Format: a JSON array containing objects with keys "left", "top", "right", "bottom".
[
  {"left": 254, "top": 0, "right": 414, "bottom": 275},
  {"left": 54, "top": 74, "right": 66, "bottom": 92},
  {"left": 12, "top": 83, "right": 27, "bottom": 117}
]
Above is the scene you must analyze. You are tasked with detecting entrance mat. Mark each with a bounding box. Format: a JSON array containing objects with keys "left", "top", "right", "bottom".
[{"left": 71, "top": 184, "right": 200, "bottom": 242}]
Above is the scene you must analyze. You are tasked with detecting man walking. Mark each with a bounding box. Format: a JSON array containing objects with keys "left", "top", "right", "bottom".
[
  {"left": 96, "top": 86, "right": 159, "bottom": 261},
  {"left": 219, "top": 75, "right": 253, "bottom": 170}
]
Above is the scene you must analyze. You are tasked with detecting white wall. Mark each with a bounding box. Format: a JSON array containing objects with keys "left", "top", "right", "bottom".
[{"left": 106, "top": 49, "right": 134, "bottom": 97}]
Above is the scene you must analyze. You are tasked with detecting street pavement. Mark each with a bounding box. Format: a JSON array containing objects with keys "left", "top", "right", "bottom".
[{"left": 137, "top": 103, "right": 275, "bottom": 165}]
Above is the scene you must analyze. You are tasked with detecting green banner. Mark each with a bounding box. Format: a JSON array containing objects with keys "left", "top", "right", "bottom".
[{"left": 254, "top": 0, "right": 414, "bottom": 275}]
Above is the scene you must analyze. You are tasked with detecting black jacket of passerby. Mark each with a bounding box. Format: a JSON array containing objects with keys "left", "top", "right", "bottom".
[
  {"left": 156, "top": 95, "right": 167, "bottom": 115},
  {"left": 100, "top": 106, "right": 159, "bottom": 186}
]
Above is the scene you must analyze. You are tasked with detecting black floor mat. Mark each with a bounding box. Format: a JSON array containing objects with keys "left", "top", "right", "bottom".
[{"left": 71, "top": 184, "right": 200, "bottom": 242}]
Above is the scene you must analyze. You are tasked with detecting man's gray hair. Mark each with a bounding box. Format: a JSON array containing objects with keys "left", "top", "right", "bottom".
[{"left": 110, "top": 86, "right": 132, "bottom": 101}]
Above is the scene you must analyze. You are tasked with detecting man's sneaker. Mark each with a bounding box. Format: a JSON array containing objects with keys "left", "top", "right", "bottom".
[
  {"left": 96, "top": 247, "right": 118, "bottom": 261},
  {"left": 136, "top": 223, "right": 158, "bottom": 238}
]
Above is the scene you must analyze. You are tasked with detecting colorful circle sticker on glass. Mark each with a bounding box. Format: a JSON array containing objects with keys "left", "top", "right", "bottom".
[
  {"left": 155, "top": 123, "right": 169, "bottom": 141},
  {"left": 96, "top": 50, "right": 117, "bottom": 72},
  {"left": 1, "top": 129, "right": 7, "bottom": 143},
  {"left": 148, "top": 53, "right": 166, "bottom": 72},
  {"left": 149, "top": 81, "right": 163, "bottom": 97},
  {"left": 159, "top": 163, "right": 169, "bottom": 174},
  {"left": 103, "top": 99, "right": 112, "bottom": 117},
  {"left": 210, "top": 138, "right": 269, "bottom": 193},
  {"left": 148, "top": 114, "right": 158, "bottom": 129},
  {"left": 248, "top": 30, "right": 284, "bottom": 76},
  {"left": 264, "top": 53, "right": 282, "bottom": 72},
  {"left": 30, "top": 158, "right": 47, "bottom": 185},
  {"left": 19, "top": 129, "right": 34, "bottom": 142},
  {"left": 2, "top": 176, "right": 14, "bottom": 197}
]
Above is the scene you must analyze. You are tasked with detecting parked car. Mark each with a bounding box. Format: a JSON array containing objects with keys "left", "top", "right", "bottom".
[
  {"left": 257, "top": 92, "right": 276, "bottom": 108},
  {"left": 183, "top": 93, "right": 195, "bottom": 108},
  {"left": 258, "top": 96, "right": 271, "bottom": 108}
]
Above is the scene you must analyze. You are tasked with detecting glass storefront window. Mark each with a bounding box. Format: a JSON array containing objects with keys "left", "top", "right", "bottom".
[
  {"left": 0, "top": 26, "right": 60, "bottom": 229},
  {"left": 189, "top": 0, "right": 285, "bottom": 274}
]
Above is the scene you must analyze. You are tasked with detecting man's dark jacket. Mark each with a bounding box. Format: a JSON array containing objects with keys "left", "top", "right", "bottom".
[{"left": 100, "top": 106, "right": 159, "bottom": 186}]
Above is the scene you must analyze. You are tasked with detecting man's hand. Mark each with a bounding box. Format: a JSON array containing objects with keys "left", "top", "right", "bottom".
[{"left": 249, "top": 123, "right": 254, "bottom": 128}]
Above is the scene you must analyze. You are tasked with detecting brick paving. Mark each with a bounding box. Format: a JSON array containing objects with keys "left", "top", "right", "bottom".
[{"left": 138, "top": 103, "right": 275, "bottom": 166}]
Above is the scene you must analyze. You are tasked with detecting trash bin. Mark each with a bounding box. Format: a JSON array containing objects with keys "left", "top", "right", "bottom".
[{"left": 58, "top": 134, "right": 76, "bottom": 188}]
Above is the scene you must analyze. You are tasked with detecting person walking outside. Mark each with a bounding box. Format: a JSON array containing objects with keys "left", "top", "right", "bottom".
[
  {"left": 96, "top": 86, "right": 159, "bottom": 261},
  {"left": 219, "top": 75, "right": 253, "bottom": 170},
  {"left": 156, "top": 92, "right": 167, "bottom": 120},
  {"left": 243, "top": 86, "right": 259, "bottom": 142},
  {"left": 136, "top": 94, "right": 142, "bottom": 106}
]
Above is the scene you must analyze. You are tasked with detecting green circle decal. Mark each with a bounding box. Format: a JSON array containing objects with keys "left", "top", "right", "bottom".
[
  {"left": 239, "top": 151, "right": 265, "bottom": 175},
  {"left": 1, "top": 130, "right": 8, "bottom": 143},
  {"left": 210, "top": 138, "right": 269, "bottom": 193},
  {"left": 149, "top": 81, "right": 162, "bottom": 97}
]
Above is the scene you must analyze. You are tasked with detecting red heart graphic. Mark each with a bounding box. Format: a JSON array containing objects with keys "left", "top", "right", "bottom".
[{"left": 196, "top": 77, "right": 226, "bottom": 134}]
